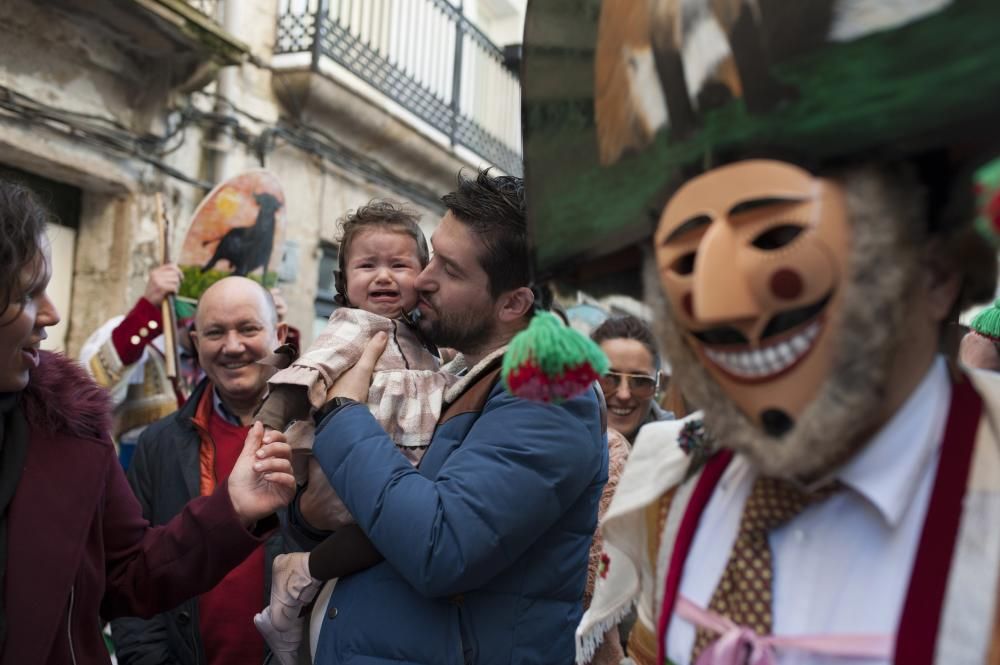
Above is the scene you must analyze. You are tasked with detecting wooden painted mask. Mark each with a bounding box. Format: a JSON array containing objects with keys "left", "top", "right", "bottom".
[{"left": 655, "top": 160, "right": 850, "bottom": 435}]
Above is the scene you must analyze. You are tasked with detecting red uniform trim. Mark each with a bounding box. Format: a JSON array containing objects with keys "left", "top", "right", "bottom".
[{"left": 110, "top": 297, "right": 164, "bottom": 364}]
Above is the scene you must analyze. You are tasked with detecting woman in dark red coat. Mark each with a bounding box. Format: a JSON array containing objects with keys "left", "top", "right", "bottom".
[{"left": 0, "top": 179, "right": 296, "bottom": 664}]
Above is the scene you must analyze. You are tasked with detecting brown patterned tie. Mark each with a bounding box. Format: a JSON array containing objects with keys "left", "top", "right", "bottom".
[{"left": 690, "top": 475, "right": 839, "bottom": 662}]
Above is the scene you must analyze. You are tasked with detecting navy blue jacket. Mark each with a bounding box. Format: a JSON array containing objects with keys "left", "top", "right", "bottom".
[{"left": 294, "top": 368, "right": 607, "bottom": 664}]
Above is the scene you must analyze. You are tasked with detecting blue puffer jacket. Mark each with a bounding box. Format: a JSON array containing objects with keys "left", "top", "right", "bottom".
[{"left": 300, "top": 370, "right": 607, "bottom": 664}]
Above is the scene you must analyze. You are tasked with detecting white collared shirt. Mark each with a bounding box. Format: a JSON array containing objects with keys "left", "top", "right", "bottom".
[{"left": 667, "top": 357, "right": 951, "bottom": 665}]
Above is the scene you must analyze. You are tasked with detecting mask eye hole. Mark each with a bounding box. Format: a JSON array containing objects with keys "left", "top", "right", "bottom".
[
  {"left": 751, "top": 224, "right": 804, "bottom": 250},
  {"left": 671, "top": 252, "right": 696, "bottom": 276}
]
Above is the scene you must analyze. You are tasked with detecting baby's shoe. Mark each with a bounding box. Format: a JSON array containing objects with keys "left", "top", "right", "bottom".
[{"left": 254, "top": 552, "right": 322, "bottom": 665}]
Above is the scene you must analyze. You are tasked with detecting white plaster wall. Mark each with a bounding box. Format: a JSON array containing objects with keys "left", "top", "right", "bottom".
[
  {"left": 0, "top": 2, "right": 148, "bottom": 130},
  {"left": 468, "top": 0, "right": 527, "bottom": 46}
]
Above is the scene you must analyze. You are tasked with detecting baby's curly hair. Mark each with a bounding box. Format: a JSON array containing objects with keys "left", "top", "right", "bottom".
[{"left": 0, "top": 179, "right": 51, "bottom": 315}]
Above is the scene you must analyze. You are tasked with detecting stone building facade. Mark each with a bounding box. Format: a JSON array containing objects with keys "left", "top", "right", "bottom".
[{"left": 1, "top": 0, "right": 524, "bottom": 353}]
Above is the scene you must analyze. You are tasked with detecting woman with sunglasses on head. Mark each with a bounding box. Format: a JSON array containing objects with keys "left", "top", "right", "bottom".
[
  {"left": 592, "top": 315, "right": 673, "bottom": 443},
  {"left": 0, "top": 179, "right": 296, "bottom": 665}
]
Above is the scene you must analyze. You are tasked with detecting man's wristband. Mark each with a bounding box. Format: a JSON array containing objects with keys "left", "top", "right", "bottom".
[{"left": 313, "top": 396, "right": 361, "bottom": 428}]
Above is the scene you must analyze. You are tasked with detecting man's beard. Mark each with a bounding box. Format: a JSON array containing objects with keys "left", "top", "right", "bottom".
[
  {"left": 650, "top": 165, "right": 929, "bottom": 480},
  {"left": 418, "top": 297, "right": 497, "bottom": 355}
]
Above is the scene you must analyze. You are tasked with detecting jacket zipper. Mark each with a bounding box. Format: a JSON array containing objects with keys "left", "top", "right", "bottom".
[
  {"left": 67, "top": 585, "right": 78, "bottom": 665},
  {"left": 193, "top": 602, "right": 201, "bottom": 665},
  {"left": 453, "top": 594, "right": 473, "bottom": 665}
]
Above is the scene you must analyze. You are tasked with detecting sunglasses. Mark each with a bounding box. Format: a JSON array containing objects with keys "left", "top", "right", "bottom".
[{"left": 598, "top": 371, "right": 659, "bottom": 399}]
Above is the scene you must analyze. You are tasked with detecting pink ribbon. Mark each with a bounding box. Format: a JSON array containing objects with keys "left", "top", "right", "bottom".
[{"left": 676, "top": 595, "right": 893, "bottom": 665}]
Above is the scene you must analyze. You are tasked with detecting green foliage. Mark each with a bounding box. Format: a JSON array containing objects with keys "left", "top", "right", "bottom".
[
  {"left": 178, "top": 265, "right": 278, "bottom": 300},
  {"left": 256, "top": 271, "right": 279, "bottom": 289}
]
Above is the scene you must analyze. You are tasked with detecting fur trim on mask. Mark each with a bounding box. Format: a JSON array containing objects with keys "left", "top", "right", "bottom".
[{"left": 650, "top": 165, "right": 928, "bottom": 479}]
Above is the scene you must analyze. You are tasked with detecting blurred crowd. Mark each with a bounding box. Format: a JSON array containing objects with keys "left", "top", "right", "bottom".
[
  {"left": 1, "top": 168, "right": 681, "bottom": 665},
  {"left": 6, "top": 3, "right": 1000, "bottom": 665}
]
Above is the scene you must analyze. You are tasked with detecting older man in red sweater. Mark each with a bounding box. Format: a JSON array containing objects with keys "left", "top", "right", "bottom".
[{"left": 111, "top": 276, "right": 290, "bottom": 665}]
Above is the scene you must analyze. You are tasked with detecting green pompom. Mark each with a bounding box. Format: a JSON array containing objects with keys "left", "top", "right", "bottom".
[
  {"left": 971, "top": 299, "right": 1000, "bottom": 341},
  {"left": 502, "top": 311, "right": 610, "bottom": 403}
]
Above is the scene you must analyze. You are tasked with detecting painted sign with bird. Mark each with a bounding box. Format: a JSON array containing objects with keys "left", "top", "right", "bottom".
[{"left": 177, "top": 170, "right": 287, "bottom": 303}]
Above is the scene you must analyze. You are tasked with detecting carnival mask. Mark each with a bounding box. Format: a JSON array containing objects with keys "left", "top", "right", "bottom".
[{"left": 655, "top": 160, "right": 851, "bottom": 435}]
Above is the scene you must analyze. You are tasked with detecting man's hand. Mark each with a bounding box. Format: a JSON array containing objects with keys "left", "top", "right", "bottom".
[
  {"left": 327, "top": 332, "right": 388, "bottom": 402},
  {"left": 143, "top": 263, "right": 183, "bottom": 307},
  {"left": 228, "top": 422, "right": 296, "bottom": 528}
]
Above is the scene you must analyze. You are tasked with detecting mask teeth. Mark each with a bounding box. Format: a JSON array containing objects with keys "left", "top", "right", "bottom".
[{"left": 704, "top": 321, "right": 821, "bottom": 379}]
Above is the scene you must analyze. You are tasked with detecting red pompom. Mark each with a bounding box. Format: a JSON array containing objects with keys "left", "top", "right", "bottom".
[
  {"left": 505, "top": 360, "right": 601, "bottom": 403},
  {"left": 989, "top": 191, "right": 1000, "bottom": 232}
]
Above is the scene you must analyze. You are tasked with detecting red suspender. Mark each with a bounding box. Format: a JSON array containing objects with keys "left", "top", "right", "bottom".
[
  {"left": 657, "top": 450, "right": 733, "bottom": 664},
  {"left": 894, "top": 379, "right": 982, "bottom": 664}
]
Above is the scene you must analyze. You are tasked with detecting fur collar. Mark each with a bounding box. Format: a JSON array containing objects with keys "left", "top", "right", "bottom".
[
  {"left": 441, "top": 346, "right": 508, "bottom": 404},
  {"left": 22, "top": 351, "right": 112, "bottom": 443}
]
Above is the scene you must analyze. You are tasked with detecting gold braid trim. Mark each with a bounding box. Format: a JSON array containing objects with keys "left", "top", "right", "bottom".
[
  {"left": 625, "top": 488, "right": 678, "bottom": 665},
  {"left": 89, "top": 338, "right": 128, "bottom": 388}
]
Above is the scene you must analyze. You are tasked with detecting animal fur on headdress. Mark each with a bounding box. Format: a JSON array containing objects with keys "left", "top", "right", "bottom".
[{"left": 651, "top": 164, "right": 928, "bottom": 479}]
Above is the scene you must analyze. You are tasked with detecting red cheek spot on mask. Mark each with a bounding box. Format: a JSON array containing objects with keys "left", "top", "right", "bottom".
[{"left": 770, "top": 268, "right": 804, "bottom": 300}]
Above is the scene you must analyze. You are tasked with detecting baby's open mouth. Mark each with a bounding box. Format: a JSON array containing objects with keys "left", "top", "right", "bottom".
[
  {"left": 690, "top": 293, "right": 831, "bottom": 382},
  {"left": 370, "top": 290, "right": 399, "bottom": 300}
]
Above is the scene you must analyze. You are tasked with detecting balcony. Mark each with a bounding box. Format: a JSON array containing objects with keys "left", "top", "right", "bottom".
[
  {"left": 45, "top": 0, "right": 247, "bottom": 90},
  {"left": 275, "top": 0, "right": 523, "bottom": 176}
]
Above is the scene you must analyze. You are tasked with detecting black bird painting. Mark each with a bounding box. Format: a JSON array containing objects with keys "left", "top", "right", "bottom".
[{"left": 201, "top": 192, "right": 282, "bottom": 276}]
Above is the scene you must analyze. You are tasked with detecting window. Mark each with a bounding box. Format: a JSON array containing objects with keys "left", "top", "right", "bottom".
[{"left": 313, "top": 243, "right": 340, "bottom": 339}]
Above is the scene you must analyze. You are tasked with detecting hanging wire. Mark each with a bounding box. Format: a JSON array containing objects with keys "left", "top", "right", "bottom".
[{"left": 0, "top": 83, "right": 448, "bottom": 210}]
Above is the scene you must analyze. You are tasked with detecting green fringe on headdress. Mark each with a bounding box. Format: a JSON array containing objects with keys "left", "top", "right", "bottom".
[
  {"left": 502, "top": 311, "right": 609, "bottom": 403},
  {"left": 971, "top": 300, "right": 1000, "bottom": 341}
]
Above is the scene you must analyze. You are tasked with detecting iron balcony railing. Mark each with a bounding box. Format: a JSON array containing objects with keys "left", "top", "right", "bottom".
[{"left": 276, "top": 0, "right": 523, "bottom": 176}]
